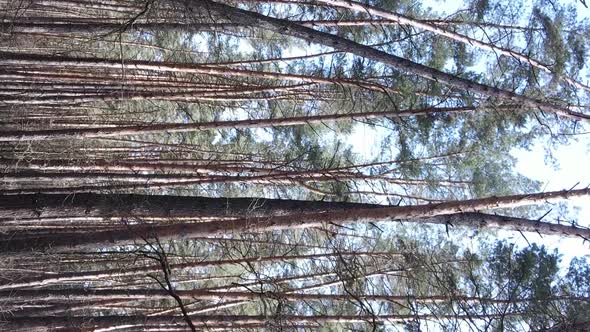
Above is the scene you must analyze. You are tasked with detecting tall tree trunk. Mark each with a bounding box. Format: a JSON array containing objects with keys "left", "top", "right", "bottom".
[
  {"left": 3, "top": 288, "right": 582, "bottom": 303},
  {"left": 0, "top": 193, "right": 381, "bottom": 220},
  {"left": 0, "top": 251, "right": 395, "bottom": 290},
  {"left": 0, "top": 313, "right": 524, "bottom": 331},
  {"left": 0, "top": 106, "right": 474, "bottom": 141},
  {"left": 1, "top": 188, "right": 588, "bottom": 253}
]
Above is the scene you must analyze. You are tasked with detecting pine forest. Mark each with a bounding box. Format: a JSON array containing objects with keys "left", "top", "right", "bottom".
[{"left": 1, "top": 0, "right": 590, "bottom": 331}]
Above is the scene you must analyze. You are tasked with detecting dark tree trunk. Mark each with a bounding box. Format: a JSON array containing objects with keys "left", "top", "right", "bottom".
[{"left": 0, "top": 189, "right": 588, "bottom": 254}]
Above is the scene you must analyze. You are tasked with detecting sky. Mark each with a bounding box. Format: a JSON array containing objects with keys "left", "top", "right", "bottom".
[{"left": 513, "top": 135, "right": 590, "bottom": 262}]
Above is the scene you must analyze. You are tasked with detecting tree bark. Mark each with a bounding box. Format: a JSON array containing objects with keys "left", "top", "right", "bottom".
[
  {"left": 1, "top": 188, "right": 588, "bottom": 253},
  {"left": 0, "top": 193, "right": 381, "bottom": 221},
  {"left": 3, "top": 288, "right": 581, "bottom": 304},
  {"left": 0, "top": 106, "right": 474, "bottom": 141},
  {"left": 0, "top": 313, "right": 524, "bottom": 331}
]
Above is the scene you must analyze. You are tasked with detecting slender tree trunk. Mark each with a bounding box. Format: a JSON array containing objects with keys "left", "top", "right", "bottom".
[
  {"left": 0, "top": 106, "right": 474, "bottom": 141},
  {"left": 3, "top": 288, "right": 582, "bottom": 304},
  {"left": 0, "top": 313, "right": 524, "bottom": 331},
  {"left": 0, "top": 19, "right": 543, "bottom": 33},
  {"left": 0, "top": 251, "right": 396, "bottom": 290},
  {"left": 0, "top": 22, "right": 242, "bottom": 34}
]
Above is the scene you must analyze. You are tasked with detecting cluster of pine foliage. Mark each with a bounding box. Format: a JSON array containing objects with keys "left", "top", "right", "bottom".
[{"left": 1, "top": 0, "right": 589, "bottom": 331}]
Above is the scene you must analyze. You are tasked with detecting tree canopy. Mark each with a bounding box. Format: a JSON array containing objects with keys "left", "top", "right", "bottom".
[{"left": 0, "top": 0, "right": 589, "bottom": 330}]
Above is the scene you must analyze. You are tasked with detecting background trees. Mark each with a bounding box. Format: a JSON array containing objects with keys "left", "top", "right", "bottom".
[{"left": 0, "top": 0, "right": 589, "bottom": 330}]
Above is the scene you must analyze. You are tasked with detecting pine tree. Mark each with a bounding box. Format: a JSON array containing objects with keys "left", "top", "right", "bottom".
[{"left": 0, "top": 0, "right": 588, "bottom": 330}]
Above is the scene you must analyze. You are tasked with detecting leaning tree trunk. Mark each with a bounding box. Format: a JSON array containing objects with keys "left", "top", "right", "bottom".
[
  {"left": 1, "top": 188, "right": 588, "bottom": 253},
  {"left": 0, "top": 193, "right": 382, "bottom": 220},
  {"left": 1, "top": 313, "right": 523, "bottom": 331}
]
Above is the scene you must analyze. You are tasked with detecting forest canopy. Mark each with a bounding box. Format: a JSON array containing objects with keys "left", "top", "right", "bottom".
[{"left": 0, "top": 0, "right": 589, "bottom": 330}]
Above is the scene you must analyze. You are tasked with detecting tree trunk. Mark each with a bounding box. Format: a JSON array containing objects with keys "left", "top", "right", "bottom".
[
  {"left": 0, "top": 251, "right": 395, "bottom": 290},
  {"left": 0, "top": 106, "right": 474, "bottom": 141},
  {"left": 3, "top": 288, "right": 581, "bottom": 303},
  {"left": 1, "top": 188, "right": 588, "bottom": 253},
  {"left": 0, "top": 313, "right": 524, "bottom": 331},
  {"left": 0, "top": 193, "right": 381, "bottom": 220}
]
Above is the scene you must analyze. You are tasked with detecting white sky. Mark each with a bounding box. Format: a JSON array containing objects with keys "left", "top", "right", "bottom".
[{"left": 513, "top": 135, "right": 590, "bottom": 262}]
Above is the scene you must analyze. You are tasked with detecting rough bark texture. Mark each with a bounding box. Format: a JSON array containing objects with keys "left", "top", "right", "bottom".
[
  {"left": 1, "top": 313, "right": 522, "bottom": 331},
  {"left": 1, "top": 188, "right": 588, "bottom": 253},
  {"left": 0, "top": 193, "right": 381, "bottom": 220}
]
